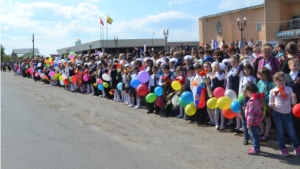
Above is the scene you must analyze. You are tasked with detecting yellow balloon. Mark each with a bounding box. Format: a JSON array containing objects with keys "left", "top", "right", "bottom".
[
  {"left": 93, "top": 83, "right": 97, "bottom": 87},
  {"left": 185, "top": 103, "right": 197, "bottom": 116},
  {"left": 217, "top": 96, "right": 232, "bottom": 110},
  {"left": 171, "top": 81, "right": 181, "bottom": 91},
  {"left": 59, "top": 76, "right": 63, "bottom": 81},
  {"left": 49, "top": 57, "right": 52, "bottom": 62},
  {"left": 207, "top": 97, "right": 218, "bottom": 109},
  {"left": 103, "top": 82, "right": 109, "bottom": 88}
]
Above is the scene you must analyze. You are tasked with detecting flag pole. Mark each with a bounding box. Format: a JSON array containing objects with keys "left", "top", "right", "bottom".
[{"left": 106, "top": 18, "right": 108, "bottom": 54}]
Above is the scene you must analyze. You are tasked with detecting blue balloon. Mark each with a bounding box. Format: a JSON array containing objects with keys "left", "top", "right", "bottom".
[
  {"left": 38, "top": 69, "right": 41, "bottom": 73},
  {"left": 154, "top": 87, "right": 163, "bottom": 96},
  {"left": 230, "top": 101, "right": 241, "bottom": 113},
  {"left": 117, "top": 82, "right": 123, "bottom": 90},
  {"left": 98, "top": 84, "right": 104, "bottom": 90},
  {"left": 181, "top": 91, "right": 194, "bottom": 104},
  {"left": 54, "top": 63, "right": 58, "bottom": 67},
  {"left": 130, "top": 78, "right": 141, "bottom": 88}
]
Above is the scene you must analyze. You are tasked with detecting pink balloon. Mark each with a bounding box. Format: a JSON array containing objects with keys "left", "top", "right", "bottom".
[
  {"left": 68, "top": 54, "right": 75, "bottom": 59},
  {"left": 35, "top": 72, "right": 39, "bottom": 77},
  {"left": 49, "top": 71, "right": 55, "bottom": 77},
  {"left": 96, "top": 78, "right": 103, "bottom": 84},
  {"left": 83, "top": 75, "right": 89, "bottom": 82},
  {"left": 213, "top": 87, "right": 225, "bottom": 99},
  {"left": 155, "top": 96, "right": 164, "bottom": 107}
]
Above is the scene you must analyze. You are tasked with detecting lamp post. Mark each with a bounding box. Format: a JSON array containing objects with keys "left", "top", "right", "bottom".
[
  {"left": 66, "top": 47, "right": 69, "bottom": 56},
  {"left": 114, "top": 36, "right": 118, "bottom": 57},
  {"left": 89, "top": 43, "right": 92, "bottom": 56},
  {"left": 163, "top": 29, "right": 169, "bottom": 51},
  {"left": 237, "top": 17, "right": 247, "bottom": 46},
  {"left": 32, "top": 34, "right": 34, "bottom": 58},
  {"left": 151, "top": 32, "right": 155, "bottom": 51}
]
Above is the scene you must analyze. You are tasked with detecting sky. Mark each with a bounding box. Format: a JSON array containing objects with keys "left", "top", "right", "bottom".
[{"left": 0, "top": 0, "right": 264, "bottom": 56}]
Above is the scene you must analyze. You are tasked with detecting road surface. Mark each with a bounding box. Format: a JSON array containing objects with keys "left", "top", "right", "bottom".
[{"left": 1, "top": 72, "right": 300, "bottom": 169}]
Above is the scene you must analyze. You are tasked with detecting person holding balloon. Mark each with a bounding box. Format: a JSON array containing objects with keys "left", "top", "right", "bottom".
[
  {"left": 158, "top": 65, "right": 175, "bottom": 117},
  {"left": 111, "top": 64, "right": 121, "bottom": 102},
  {"left": 240, "top": 90, "right": 250, "bottom": 145},
  {"left": 173, "top": 66, "right": 186, "bottom": 118},
  {"left": 147, "top": 66, "right": 160, "bottom": 114},
  {"left": 128, "top": 66, "right": 139, "bottom": 108},
  {"left": 285, "top": 58, "right": 300, "bottom": 143},
  {"left": 256, "top": 67, "right": 275, "bottom": 142},
  {"left": 67, "top": 62, "right": 75, "bottom": 92},
  {"left": 210, "top": 62, "right": 226, "bottom": 129},
  {"left": 269, "top": 72, "right": 300, "bottom": 156},
  {"left": 76, "top": 65, "right": 83, "bottom": 92},
  {"left": 226, "top": 55, "right": 244, "bottom": 130},
  {"left": 244, "top": 83, "right": 264, "bottom": 155}
]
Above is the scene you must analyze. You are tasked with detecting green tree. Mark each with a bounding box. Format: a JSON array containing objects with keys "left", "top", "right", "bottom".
[{"left": 1, "top": 44, "right": 6, "bottom": 61}]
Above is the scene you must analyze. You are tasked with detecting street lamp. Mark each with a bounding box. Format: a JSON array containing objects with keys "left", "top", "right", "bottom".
[
  {"left": 163, "top": 29, "right": 169, "bottom": 51},
  {"left": 151, "top": 32, "right": 155, "bottom": 51},
  {"left": 89, "top": 43, "right": 92, "bottom": 55},
  {"left": 114, "top": 36, "right": 118, "bottom": 57},
  {"left": 237, "top": 17, "right": 247, "bottom": 46}
]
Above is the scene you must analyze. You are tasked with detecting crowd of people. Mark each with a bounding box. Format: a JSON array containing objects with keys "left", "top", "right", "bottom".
[{"left": 8, "top": 40, "right": 300, "bottom": 156}]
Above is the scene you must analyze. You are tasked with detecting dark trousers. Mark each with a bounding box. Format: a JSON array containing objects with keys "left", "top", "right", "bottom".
[
  {"left": 193, "top": 107, "right": 207, "bottom": 123},
  {"left": 293, "top": 114, "right": 300, "bottom": 141},
  {"left": 148, "top": 86, "right": 159, "bottom": 112}
]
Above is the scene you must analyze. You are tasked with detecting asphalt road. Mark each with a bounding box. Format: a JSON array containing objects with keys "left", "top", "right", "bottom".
[{"left": 1, "top": 72, "right": 300, "bottom": 169}]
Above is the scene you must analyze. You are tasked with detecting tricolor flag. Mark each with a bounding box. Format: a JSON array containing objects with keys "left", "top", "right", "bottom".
[
  {"left": 106, "top": 15, "right": 113, "bottom": 24},
  {"left": 100, "top": 17, "right": 104, "bottom": 26}
]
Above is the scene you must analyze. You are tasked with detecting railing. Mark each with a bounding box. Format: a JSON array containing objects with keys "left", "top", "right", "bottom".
[{"left": 288, "top": 20, "right": 300, "bottom": 30}]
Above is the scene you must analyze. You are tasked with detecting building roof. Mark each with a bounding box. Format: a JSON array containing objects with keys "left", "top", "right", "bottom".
[
  {"left": 199, "top": 4, "right": 264, "bottom": 20},
  {"left": 20, "top": 52, "right": 38, "bottom": 58},
  {"left": 12, "top": 48, "right": 39, "bottom": 54}
]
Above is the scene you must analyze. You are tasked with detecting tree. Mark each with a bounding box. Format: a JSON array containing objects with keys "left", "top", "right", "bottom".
[{"left": 1, "top": 44, "right": 6, "bottom": 61}]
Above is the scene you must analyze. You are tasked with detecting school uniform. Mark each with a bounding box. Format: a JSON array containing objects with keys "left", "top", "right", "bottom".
[
  {"left": 148, "top": 73, "right": 161, "bottom": 113},
  {"left": 226, "top": 67, "right": 244, "bottom": 94},
  {"left": 158, "top": 72, "right": 175, "bottom": 117},
  {"left": 238, "top": 76, "right": 257, "bottom": 94},
  {"left": 285, "top": 71, "right": 300, "bottom": 140}
]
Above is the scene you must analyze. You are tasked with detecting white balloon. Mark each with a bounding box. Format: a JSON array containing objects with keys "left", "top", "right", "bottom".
[
  {"left": 193, "top": 76, "right": 203, "bottom": 84},
  {"left": 102, "top": 74, "right": 111, "bottom": 81},
  {"left": 62, "top": 74, "right": 67, "bottom": 80},
  {"left": 225, "top": 89, "right": 237, "bottom": 100}
]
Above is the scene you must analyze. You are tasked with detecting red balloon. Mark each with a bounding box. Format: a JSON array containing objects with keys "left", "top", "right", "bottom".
[
  {"left": 156, "top": 96, "right": 164, "bottom": 107},
  {"left": 292, "top": 103, "right": 300, "bottom": 118},
  {"left": 213, "top": 87, "right": 225, "bottom": 99},
  {"left": 96, "top": 78, "right": 103, "bottom": 84},
  {"left": 71, "top": 75, "right": 77, "bottom": 83},
  {"left": 222, "top": 109, "right": 236, "bottom": 119},
  {"left": 137, "top": 84, "right": 149, "bottom": 96},
  {"left": 63, "top": 79, "right": 69, "bottom": 85},
  {"left": 35, "top": 72, "right": 39, "bottom": 77}
]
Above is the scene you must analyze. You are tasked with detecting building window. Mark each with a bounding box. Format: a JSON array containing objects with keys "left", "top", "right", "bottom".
[
  {"left": 256, "top": 23, "right": 262, "bottom": 31},
  {"left": 257, "top": 41, "right": 262, "bottom": 47}
]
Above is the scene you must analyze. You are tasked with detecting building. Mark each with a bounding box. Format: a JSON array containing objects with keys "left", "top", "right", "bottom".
[
  {"left": 12, "top": 48, "right": 40, "bottom": 58},
  {"left": 56, "top": 39, "right": 199, "bottom": 56},
  {"left": 199, "top": 0, "right": 300, "bottom": 47}
]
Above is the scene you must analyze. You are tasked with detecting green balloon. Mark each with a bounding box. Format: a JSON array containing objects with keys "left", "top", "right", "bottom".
[
  {"left": 69, "top": 77, "right": 72, "bottom": 82},
  {"left": 237, "top": 93, "right": 244, "bottom": 103},
  {"left": 178, "top": 97, "right": 188, "bottom": 107},
  {"left": 146, "top": 93, "right": 157, "bottom": 103}
]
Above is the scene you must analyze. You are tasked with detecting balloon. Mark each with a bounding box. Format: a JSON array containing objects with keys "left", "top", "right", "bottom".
[
  {"left": 130, "top": 78, "right": 141, "bottom": 88},
  {"left": 222, "top": 109, "right": 236, "bottom": 119},
  {"left": 171, "top": 95, "right": 179, "bottom": 106},
  {"left": 154, "top": 87, "right": 163, "bottom": 96},
  {"left": 155, "top": 96, "right": 164, "bottom": 107},
  {"left": 171, "top": 81, "right": 182, "bottom": 91},
  {"left": 217, "top": 96, "right": 232, "bottom": 110},
  {"left": 93, "top": 83, "right": 97, "bottom": 87},
  {"left": 59, "top": 76, "right": 63, "bottom": 81},
  {"left": 230, "top": 100, "right": 241, "bottom": 113},
  {"left": 191, "top": 81, "right": 198, "bottom": 86},
  {"left": 71, "top": 76, "right": 77, "bottom": 83},
  {"left": 225, "top": 89, "right": 237, "bottom": 101},
  {"left": 69, "top": 51, "right": 77, "bottom": 56},
  {"left": 97, "top": 78, "right": 103, "bottom": 84},
  {"left": 137, "top": 71, "right": 150, "bottom": 83},
  {"left": 39, "top": 73, "right": 45, "bottom": 77},
  {"left": 117, "top": 82, "right": 123, "bottom": 90},
  {"left": 292, "top": 103, "right": 300, "bottom": 118},
  {"left": 193, "top": 76, "right": 203, "bottom": 85},
  {"left": 137, "top": 84, "right": 149, "bottom": 96},
  {"left": 60, "top": 81, "right": 64, "bottom": 86},
  {"left": 54, "top": 63, "right": 58, "bottom": 67},
  {"left": 178, "top": 97, "right": 189, "bottom": 107},
  {"left": 49, "top": 57, "right": 52, "bottom": 62},
  {"left": 68, "top": 77, "right": 72, "bottom": 82},
  {"left": 237, "top": 93, "right": 245, "bottom": 102},
  {"left": 213, "top": 87, "right": 225, "bottom": 99},
  {"left": 68, "top": 54, "right": 75, "bottom": 59},
  {"left": 98, "top": 84, "right": 104, "bottom": 90},
  {"left": 35, "top": 72, "right": 39, "bottom": 77},
  {"left": 49, "top": 71, "right": 55, "bottom": 77},
  {"left": 103, "top": 82, "right": 109, "bottom": 88},
  {"left": 146, "top": 93, "right": 157, "bottom": 103},
  {"left": 83, "top": 75, "right": 89, "bottom": 82},
  {"left": 185, "top": 103, "right": 197, "bottom": 116},
  {"left": 63, "top": 79, "right": 68, "bottom": 85},
  {"left": 181, "top": 91, "right": 194, "bottom": 104},
  {"left": 102, "top": 74, "right": 111, "bottom": 81},
  {"left": 207, "top": 97, "right": 218, "bottom": 109},
  {"left": 38, "top": 69, "right": 41, "bottom": 73},
  {"left": 116, "top": 63, "right": 120, "bottom": 69}
]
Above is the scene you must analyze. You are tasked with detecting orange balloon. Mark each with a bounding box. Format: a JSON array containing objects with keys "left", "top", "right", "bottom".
[{"left": 222, "top": 109, "right": 236, "bottom": 119}]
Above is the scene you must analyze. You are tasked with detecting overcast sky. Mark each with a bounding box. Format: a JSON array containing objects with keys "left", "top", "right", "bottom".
[{"left": 1, "top": 0, "right": 264, "bottom": 55}]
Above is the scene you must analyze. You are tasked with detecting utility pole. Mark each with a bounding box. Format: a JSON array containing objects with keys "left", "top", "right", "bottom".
[{"left": 32, "top": 34, "right": 34, "bottom": 58}]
